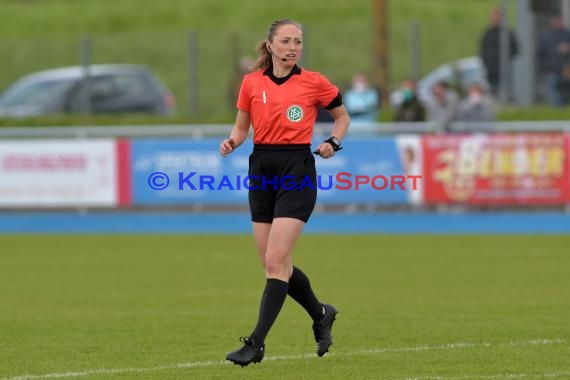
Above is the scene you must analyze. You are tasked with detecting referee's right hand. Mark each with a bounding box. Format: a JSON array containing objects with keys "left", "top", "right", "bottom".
[{"left": 219, "top": 138, "right": 236, "bottom": 156}]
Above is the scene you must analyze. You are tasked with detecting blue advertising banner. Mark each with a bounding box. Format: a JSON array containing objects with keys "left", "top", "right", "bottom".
[
  {"left": 130, "top": 136, "right": 422, "bottom": 205},
  {"left": 132, "top": 139, "right": 252, "bottom": 204},
  {"left": 314, "top": 135, "right": 422, "bottom": 205}
]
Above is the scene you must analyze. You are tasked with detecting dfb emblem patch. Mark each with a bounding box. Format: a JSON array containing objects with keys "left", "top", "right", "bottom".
[{"left": 286, "top": 105, "right": 303, "bottom": 122}]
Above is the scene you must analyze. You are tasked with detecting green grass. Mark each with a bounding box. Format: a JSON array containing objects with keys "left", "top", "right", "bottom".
[
  {"left": 0, "top": 0, "right": 504, "bottom": 122},
  {"left": 1, "top": 235, "right": 569, "bottom": 379}
]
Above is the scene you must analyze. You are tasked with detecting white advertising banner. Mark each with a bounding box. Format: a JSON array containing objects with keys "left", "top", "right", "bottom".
[{"left": 0, "top": 140, "right": 117, "bottom": 207}]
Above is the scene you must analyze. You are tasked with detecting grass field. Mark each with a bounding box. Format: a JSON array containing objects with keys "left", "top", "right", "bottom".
[
  {"left": 1, "top": 234, "right": 569, "bottom": 379},
  {"left": 0, "top": 0, "right": 503, "bottom": 121}
]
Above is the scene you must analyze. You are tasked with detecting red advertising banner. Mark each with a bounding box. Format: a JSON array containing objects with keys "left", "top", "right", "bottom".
[{"left": 422, "top": 133, "right": 570, "bottom": 205}]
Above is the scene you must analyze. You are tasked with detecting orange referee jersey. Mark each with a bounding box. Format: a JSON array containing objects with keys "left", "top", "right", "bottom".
[{"left": 237, "top": 65, "right": 339, "bottom": 144}]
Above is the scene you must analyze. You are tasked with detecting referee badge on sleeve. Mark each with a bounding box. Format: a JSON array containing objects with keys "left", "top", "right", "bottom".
[{"left": 286, "top": 105, "right": 303, "bottom": 122}]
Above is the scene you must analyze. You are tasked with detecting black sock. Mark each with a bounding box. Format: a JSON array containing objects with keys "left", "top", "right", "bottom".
[
  {"left": 288, "top": 266, "right": 323, "bottom": 322},
  {"left": 250, "top": 278, "right": 289, "bottom": 347}
]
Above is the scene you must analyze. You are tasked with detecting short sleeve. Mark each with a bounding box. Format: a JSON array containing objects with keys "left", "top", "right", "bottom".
[
  {"left": 316, "top": 73, "right": 339, "bottom": 108},
  {"left": 236, "top": 75, "right": 252, "bottom": 112}
]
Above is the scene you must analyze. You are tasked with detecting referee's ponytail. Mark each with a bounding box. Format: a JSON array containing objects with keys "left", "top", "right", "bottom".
[
  {"left": 251, "top": 19, "right": 302, "bottom": 71},
  {"left": 252, "top": 40, "right": 272, "bottom": 72}
]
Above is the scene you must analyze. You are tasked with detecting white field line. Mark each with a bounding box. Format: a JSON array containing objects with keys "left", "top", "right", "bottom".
[
  {"left": 404, "top": 370, "right": 570, "bottom": 380},
  {"left": 0, "top": 338, "right": 566, "bottom": 380}
]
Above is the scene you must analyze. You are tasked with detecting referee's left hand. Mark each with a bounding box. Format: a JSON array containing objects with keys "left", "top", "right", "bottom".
[{"left": 315, "top": 142, "right": 335, "bottom": 159}]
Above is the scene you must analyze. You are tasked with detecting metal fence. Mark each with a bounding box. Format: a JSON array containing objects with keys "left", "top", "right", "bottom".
[{"left": 1, "top": 121, "right": 570, "bottom": 139}]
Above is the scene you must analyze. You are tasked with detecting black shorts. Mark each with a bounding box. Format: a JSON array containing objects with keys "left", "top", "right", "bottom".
[{"left": 248, "top": 144, "right": 317, "bottom": 223}]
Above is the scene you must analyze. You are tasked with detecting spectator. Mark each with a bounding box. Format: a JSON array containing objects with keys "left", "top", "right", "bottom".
[
  {"left": 343, "top": 73, "right": 379, "bottom": 125},
  {"left": 393, "top": 79, "right": 426, "bottom": 122},
  {"left": 457, "top": 82, "right": 497, "bottom": 123},
  {"left": 558, "top": 62, "right": 570, "bottom": 105},
  {"left": 537, "top": 16, "right": 570, "bottom": 106},
  {"left": 425, "top": 80, "right": 460, "bottom": 132},
  {"left": 479, "top": 6, "right": 519, "bottom": 99}
]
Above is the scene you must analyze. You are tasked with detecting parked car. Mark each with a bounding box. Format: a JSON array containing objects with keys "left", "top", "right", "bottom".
[
  {"left": 0, "top": 64, "right": 176, "bottom": 118},
  {"left": 391, "top": 56, "right": 489, "bottom": 107}
]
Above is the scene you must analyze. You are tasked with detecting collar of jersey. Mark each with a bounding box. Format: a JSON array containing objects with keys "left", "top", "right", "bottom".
[{"left": 263, "top": 64, "right": 301, "bottom": 85}]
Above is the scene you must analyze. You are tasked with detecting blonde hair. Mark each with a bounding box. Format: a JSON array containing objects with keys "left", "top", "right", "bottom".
[{"left": 251, "top": 19, "right": 302, "bottom": 71}]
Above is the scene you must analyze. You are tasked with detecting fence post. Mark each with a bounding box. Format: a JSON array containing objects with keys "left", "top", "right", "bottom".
[
  {"left": 188, "top": 31, "right": 199, "bottom": 115},
  {"left": 300, "top": 25, "right": 308, "bottom": 67},
  {"left": 499, "top": 0, "right": 511, "bottom": 103},
  {"left": 372, "top": 0, "right": 390, "bottom": 107},
  {"left": 513, "top": 0, "right": 535, "bottom": 106},
  {"left": 410, "top": 20, "right": 421, "bottom": 82},
  {"left": 80, "top": 34, "right": 92, "bottom": 115}
]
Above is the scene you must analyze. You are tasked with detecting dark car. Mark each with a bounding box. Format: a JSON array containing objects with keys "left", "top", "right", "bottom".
[{"left": 0, "top": 64, "right": 176, "bottom": 118}]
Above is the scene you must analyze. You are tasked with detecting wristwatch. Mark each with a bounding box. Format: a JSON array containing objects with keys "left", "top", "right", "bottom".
[{"left": 325, "top": 136, "right": 342, "bottom": 152}]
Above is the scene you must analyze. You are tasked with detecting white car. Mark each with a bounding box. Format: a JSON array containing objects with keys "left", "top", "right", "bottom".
[{"left": 391, "top": 56, "right": 489, "bottom": 106}]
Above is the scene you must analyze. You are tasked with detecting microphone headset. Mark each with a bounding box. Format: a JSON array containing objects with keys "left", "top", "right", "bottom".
[{"left": 268, "top": 47, "right": 288, "bottom": 62}]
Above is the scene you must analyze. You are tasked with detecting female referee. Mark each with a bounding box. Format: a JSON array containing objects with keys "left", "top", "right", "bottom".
[{"left": 219, "top": 18, "right": 350, "bottom": 366}]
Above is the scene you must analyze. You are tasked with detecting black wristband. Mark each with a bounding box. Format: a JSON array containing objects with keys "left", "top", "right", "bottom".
[{"left": 324, "top": 136, "right": 343, "bottom": 152}]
